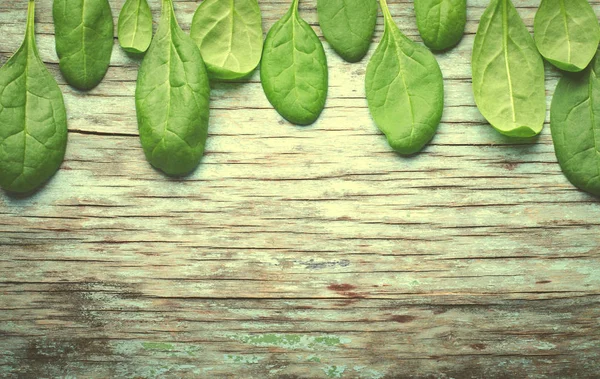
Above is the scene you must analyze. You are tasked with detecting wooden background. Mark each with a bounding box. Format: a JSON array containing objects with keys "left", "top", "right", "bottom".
[{"left": 1, "top": 0, "right": 600, "bottom": 377}]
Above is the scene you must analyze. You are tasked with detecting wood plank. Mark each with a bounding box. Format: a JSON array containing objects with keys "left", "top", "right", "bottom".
[{"left": 1, "top": 0, "right": 599, "bottom": 377}]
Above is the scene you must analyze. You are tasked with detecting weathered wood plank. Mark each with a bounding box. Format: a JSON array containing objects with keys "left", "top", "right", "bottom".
[{"left": 1, "top": 0, "right": 600, "bottom": 378}]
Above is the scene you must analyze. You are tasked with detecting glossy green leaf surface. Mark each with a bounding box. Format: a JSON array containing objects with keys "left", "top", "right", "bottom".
[
  {"left": 414, "top": 0, "right": 466, "bottom": 51},
  {"left": 551, "top": 50, "right": 600, "bottom": 196},
  {"left": 317, "top": 0, "right": 377, "bottom": 62},
  {"left": 118, "top": 0, "right": 153, "bottom": 54},
  {"left": 190, "top": 0, "right": 263, "bottom": 80},
  {"left": 365, "top": 0, "right": 444, "bottom": 155},
  {"left": 135, "top": 0, "right": 211, "bottom": 177},
  {"left": 472, "top": 0, "right": 546, "bottom": 138},
  {"left": 260, "top": 0, "right": 328, "bottom": 126},
  {"left": 53, "top": 0, "right": 114, "bottom": 90},
  {"left": 0, "top": 0, "right": 68, "bottom": 193},
  {"left": 534, "top": 0, "right": 600, "bottom": 72}
]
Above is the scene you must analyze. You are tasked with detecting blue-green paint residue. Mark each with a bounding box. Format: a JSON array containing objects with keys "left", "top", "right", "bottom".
[
  {"left": 323, "top": 365, "right": 346, "bottom": 378},
  {"left": 307, "top": 355, "right": 321, "bottom": 362},
  {"left": 185, "top": 345, "right": 201, "bottom": 356},
  {"left": 234, "top": 333, "right": 350, "bottom": 350},
  {"left": 224, "top": 354, "right": 264, "bottom": 364},
  {"left": 354, "top": 366, "right": 385, "bottom": 379},
  {"left": 142, "top": 342, "right": 175, "bottom": 351}
]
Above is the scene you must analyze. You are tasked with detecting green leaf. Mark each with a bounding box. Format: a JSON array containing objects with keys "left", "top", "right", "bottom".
[
  {"left": 551, "top": 50, "right": 600, "bottom": 196},
  {"left": 53, "top": 0, "right": 114, "bottom": 90},
  {"left": 135, "top": 0, "right": 211, "bottom": 177},
  {"left": 190, "top": 0, "right": 263, "bottom": 81},
  {"left": 414, "top": 0, "right": 466, "bottom": 51},
  {"left": 472, "top": 0, "right": 546, "bottom": 138},
  {"left": 534, "top": 0, "right": 600, "bottom": 73},
  {"left": 365, "top": 0, "right": 444, "bottom": 155},
  {"left": 0, "top": 0, "right": 68, "bottom": 193},
  {"left": 260, "top": 0, "right": 328, "bottom": 126},
  {"left": 118, "top": 0, "right": 153, "bottom": 55},
  {"left": 317, "top": 0, "right": 377, "bottom": 62}
]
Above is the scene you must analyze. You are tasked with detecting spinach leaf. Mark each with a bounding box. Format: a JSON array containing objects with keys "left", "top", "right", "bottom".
[
  {"left": 135, "top": 0, "right": 210, "bottom": 177},
  {"left": 0, "top": 0, "right": 68, "bottom": 193},
  {"left": 260, "top": 0, "right": 328, "bottom": 125},
  {"left": 118, "top": 0, "right": 153, "bottom": 54},
  {"left": 472, "top": 0, "right": 546, "bottom": 138},
  {"left": 414, "top": 0, "right": 466, "bottom": 51},
  {"left": 190, "top": 0, "right": 263, "bottom": 81},
  {"left": 551, "top": 50, "right": 600, "bottom": 196},
  {"left": 365, "top": 0, "right": 444, "bottom": 155},
  {"left": 53, "top": 0, "right": 114, "bottom": 90},
  {"left": 317, "top": 0, "right": 377, "bottom": 62},
  {"left": 534, "top": 0, "right": 600, "bottom": 73}
]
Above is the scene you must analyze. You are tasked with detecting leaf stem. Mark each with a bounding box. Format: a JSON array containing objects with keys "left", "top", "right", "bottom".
[
  {"left": 26, "top": 0, "right": 35, "bottom": 44},
  {"left": 292, "top": 0, "right": 299, "bottom": 16},
  {"left": 161, "top": 0, "right": 174, "bottom": 24},
  {"left": 379, "top": 0, "right": 392, "bottom": 23}
]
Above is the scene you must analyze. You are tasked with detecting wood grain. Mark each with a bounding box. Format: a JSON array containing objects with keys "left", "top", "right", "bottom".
[{"left": 1, "top": 0, "right": 599, "bottom": 377}]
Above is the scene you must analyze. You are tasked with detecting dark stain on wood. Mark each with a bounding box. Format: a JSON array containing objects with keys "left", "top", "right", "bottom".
[
  {"left": 327, "top": 283, "right": 356, "bottom": 292},
  {"left": 294, "top": 305, "right": 314, "bottom": 309},
  {"left": 23, "top": 338, "right": 112, "bottom": 378},
  {"left": 470, "top": 343, "right": 487, "bottom": 350},
  {"left": 327, "top": 283, "right": 365, "bottom": 299},
  {"left": 390, "top": 315, "right": 417, "bottom": 323},
  {"left": 299, "top": 258, "right": 350, "bottom": 270}
]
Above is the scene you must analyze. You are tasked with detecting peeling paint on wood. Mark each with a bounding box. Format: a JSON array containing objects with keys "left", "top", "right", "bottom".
[{"left": 1, "top": 0, "right": 600, "bottom": 377}]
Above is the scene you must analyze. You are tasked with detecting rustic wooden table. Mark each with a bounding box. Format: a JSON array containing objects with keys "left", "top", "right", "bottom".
[{"left": 1, "top": 0, "right": 599, "bottom": 377}]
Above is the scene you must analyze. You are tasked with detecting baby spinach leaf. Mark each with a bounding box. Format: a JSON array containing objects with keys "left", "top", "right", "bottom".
[
  {"left": 534, "top": 0, "right": 600, "bottom": 73},
  {"left": 190, "top": 0, "right": 263, "bottom": 81},
  {"left": 414, "top": 0, "right": 466, "bottom": 51},
  {"left": 0, "top": 0, "right": 68, "bottom": 193},
  {"left": 260, "top": 0, "right": 328, "bottom": 126},
  {"left": 118, "top": 0, "right": 153, "bottom": 55},
  {"left": 53, "top": 0, "right": 114, "bottom": 90},
  {"left": 317, "top": 0, "right": 377, "bottom": 62},
  {"left": 135, "top": 0, "right": 211, "bottom": 177},
  {"left": 472, "top": 0, "right": 546, "bottom": 138},
  {"left": 365, "top": 0, "right": 444, "bottom": 155},
  {"left": 551, "top": 50, "right": 600, "bottom": 196}
]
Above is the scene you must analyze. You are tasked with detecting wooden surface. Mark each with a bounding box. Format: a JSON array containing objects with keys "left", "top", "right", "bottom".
[{"left": 1, "top": 0, "right": 600, "bottom": 377}]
